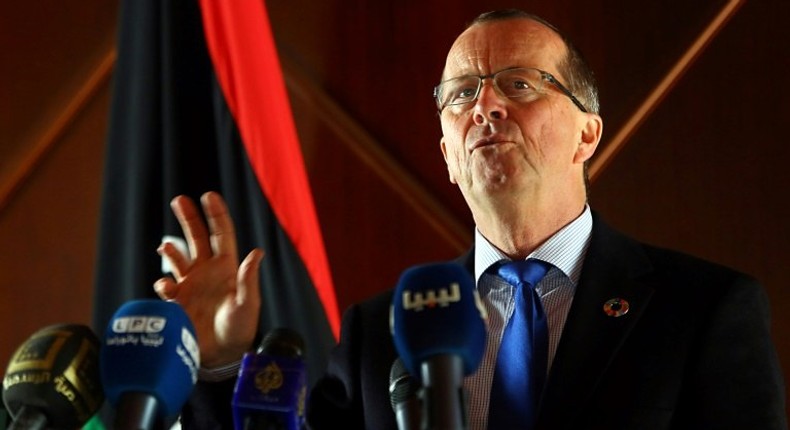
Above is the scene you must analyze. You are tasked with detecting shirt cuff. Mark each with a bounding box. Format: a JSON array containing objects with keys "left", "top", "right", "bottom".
[{"left": 197, "top": 360, "right": 241, "bottom": 382}]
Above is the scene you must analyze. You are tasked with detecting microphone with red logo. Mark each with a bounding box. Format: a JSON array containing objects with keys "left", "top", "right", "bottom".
[
  {"left": 390, "top": 262, "right": 487, "bottom": 430},
  {"left": 100, "top": 300, "right": 200, "bottom": 429},
  {"left": 2, "top": 324, "right": 104, "bottom": 429}
]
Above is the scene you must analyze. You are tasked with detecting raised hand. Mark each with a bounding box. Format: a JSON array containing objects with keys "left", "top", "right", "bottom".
[{"left": 154, "top": 191, "right": 262, "bottom": 368}]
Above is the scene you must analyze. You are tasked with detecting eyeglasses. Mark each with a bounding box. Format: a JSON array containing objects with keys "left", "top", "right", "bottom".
[{"left": 433, "top": 67, "right": 588, "bottom": 113}]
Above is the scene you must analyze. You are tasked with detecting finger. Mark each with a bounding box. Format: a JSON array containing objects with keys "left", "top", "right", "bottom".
[
  {"left": 171, "top": 195, "right": 212, "bottom": 261},
  {"left": 153, "top": 277, "right": 179, "bottom": 301},
  {"left": 157, "top": 241, "right": 191, "bottom": 280},
  {"left": 236, "top": 248, "right": 264, "bottom": 306},
  {"left": 201, "top": 191, "right": 239, "bottom": 263}
]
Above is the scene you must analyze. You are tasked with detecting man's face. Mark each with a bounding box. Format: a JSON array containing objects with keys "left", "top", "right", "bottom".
[{"left": 439, "top": 19, "right": 599, "bottom": 211}]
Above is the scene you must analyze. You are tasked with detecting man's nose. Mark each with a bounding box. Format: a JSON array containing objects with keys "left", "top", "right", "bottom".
[{"left": 472, "top": 81, "right": 507, "bottom": 124}]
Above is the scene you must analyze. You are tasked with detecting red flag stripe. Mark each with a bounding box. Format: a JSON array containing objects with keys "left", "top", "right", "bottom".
[{"left": 197, "top": 0, "right": 340, "bottom": 338}]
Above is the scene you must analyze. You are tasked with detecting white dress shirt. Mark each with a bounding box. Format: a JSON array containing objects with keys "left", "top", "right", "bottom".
[{"left": 465, "top": 206, "right": 593, "bottom": 430}]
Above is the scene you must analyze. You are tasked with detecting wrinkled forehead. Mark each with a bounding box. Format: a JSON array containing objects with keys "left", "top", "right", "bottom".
[{"left": 442, "top": 19, "right": 567, "bottom": 80}]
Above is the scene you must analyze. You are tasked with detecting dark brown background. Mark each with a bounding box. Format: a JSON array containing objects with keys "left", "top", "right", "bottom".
[{"left": 1, "top": 0, "right": 787, "bottom": 418}]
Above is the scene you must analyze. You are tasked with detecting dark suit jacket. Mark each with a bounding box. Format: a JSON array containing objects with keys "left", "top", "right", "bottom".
[
  {"left": 304, "top": 213, "right": 786, "bottom": 429},
  {"left": 180, "top": 214, "right": 786, "bottom": 429}
]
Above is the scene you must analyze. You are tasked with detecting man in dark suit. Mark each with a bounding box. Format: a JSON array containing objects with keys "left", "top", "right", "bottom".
[
  {"left": 156, "top": 9, "right": 786, "bottom": 429},
  {"left": 305, "top": 212, "right": 786, "bottom": 429}
]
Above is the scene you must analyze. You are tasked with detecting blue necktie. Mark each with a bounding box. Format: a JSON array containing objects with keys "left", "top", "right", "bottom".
[{"left": 488, "top": 259, "right": 551, "bottom": 429}]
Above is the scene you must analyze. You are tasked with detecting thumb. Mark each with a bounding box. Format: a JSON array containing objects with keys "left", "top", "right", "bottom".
[{"left": 153, "top": 277, "right": 179, "bottom": 301}]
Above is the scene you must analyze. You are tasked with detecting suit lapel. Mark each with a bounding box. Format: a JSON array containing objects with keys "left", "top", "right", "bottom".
[{"left": 536, "top": 214, "right": 655, "bottom": 428}]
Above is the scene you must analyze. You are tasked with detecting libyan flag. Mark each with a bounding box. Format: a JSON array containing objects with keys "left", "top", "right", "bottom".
[{"left": 92, "top": 0, "right": 340, "bottom": 422}]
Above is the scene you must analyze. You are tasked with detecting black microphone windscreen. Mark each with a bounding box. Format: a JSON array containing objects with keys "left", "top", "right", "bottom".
[
  {"left": 389, "top": 358, "right": 422, "bottom": 430},
  {"left": 258, "top": 327, "right": 305, "bottom": 358},
  {"left": 2, "top": 324, "right": 104, "bottom": 429},
  {"left": 389, "top": 358, "right": 419, "bottom": 410}
]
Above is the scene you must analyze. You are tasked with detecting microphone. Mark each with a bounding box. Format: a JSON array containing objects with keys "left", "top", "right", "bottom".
[
  {"left": 2, "top": 324, "right": 104, "bottom": 429},
  {"left": 389, "top": 358, "right": 421, "bottom": 430},
  {"left": 232, "top": 327, "right": 307, "bottom": 430},
  {"left": 390, "top": 261, "right": 487, "bottom": 430},
  {"left": 100, "top": 299, "right": 200, "bottom": 429}
]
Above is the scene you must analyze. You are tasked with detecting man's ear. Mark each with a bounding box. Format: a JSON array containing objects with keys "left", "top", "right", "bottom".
[
  {"left": 574, "top": 113, "right": 603, "bottom": 164},
  {"left": 440, "top": 137, "right": 457, "bottom": 184}
]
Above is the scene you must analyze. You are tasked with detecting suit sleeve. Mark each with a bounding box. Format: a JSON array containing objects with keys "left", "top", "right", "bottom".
[
  {"left": 306, "top": 302, "right": 367, "bottom": 429},
  {"left": 306, "top": 291, "right": 398, "bottom": 430},
  {"left": 178, "top": 378, "right": 237, "bottom": 429}
]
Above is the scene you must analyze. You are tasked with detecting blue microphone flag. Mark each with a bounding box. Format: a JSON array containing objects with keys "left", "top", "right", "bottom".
[
  {"left": 232, "top": 328, "right": 307, "bottom": 430},
  {"left": 390, "top": 261, "right": 487, "bottom": 379},
  {"left": 100, "top": 300, "right": 200, "bottom": 418}
]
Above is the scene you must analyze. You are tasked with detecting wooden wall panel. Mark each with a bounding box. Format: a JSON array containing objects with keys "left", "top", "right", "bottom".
[
  {"left": 293, "top": 101, "right": 470, "bottom": 311},
  {"left": 0, "top": 1, "right": 116, "bottom": 188},
  {"left": 0, "top": 84, "right": 109, "bottom": 373},
  {"left": 0, "top": 0, "right": 115, "bottom": 376}
]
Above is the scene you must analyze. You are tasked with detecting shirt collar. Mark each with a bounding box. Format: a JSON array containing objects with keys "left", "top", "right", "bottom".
[{"left": 474, "top": 205, "right": 593, "bottom": 285}]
